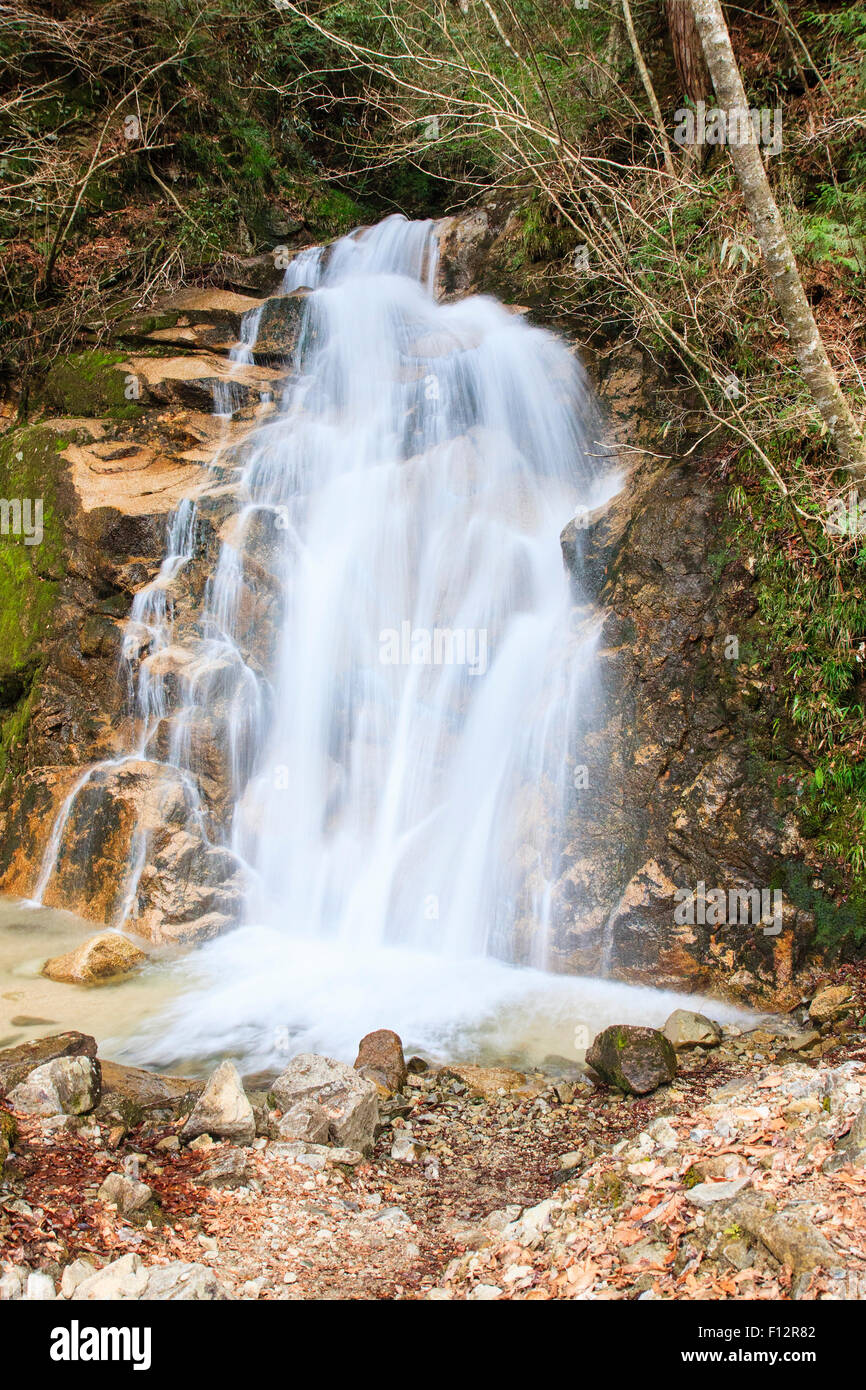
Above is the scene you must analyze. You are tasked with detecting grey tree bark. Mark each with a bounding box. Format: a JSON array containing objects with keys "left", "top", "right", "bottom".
[{"left": 690, "top": 0, "right": 866, "bottom": 481}]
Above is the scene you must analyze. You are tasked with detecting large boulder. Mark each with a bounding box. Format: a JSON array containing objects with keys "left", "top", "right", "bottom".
[
  {"left": 99, "top": 1060, "right": 203, "bottom": 1121},
  {"left": 0, "top": 1032, "right": 97, "bottom": 1094},
  {"left": 7, "top": 1054, "right": 101, "bottom": 1116},
  {"left": 272, "top": 1053, "right": 379, "bottom": 1153},
  {"left": 180, "top": 1059, "right": 255, "bottom": 1145},
  {"left": 354, "top": 1029, "right": 407, "bottom": 1094},
  {"left": 662, "top": 1009, "right": 722, "bottom": 1051},
  {"left": 42, "top": 932, "right": 147, "bottom": 984},
  {"left": 586, "top": 1025, "right": 677, "bottom": 1096}
]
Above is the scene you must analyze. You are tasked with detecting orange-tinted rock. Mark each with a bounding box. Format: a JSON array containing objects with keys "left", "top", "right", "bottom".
[
  {"left": 353, "top": 1029, "right": 407, "bottom": 1094},
  {"left": 42, "top": 932, "right": 147, "bottom": 984}
]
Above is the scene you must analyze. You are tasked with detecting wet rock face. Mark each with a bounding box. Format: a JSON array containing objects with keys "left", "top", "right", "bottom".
[
  {"left": 434, "top": 211, "right": 494, "bottom": 299},
  {"left": 552, "top": 434, "right": 817, "bottom": 1007}
]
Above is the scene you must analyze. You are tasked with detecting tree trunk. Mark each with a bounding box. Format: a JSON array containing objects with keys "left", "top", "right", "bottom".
[
  {"left": 689, "top": 0, "right": 866, "bottom": 480},
  {"left": 665, "top": 0, "right": 711, "bottom": 104},
  {"left": 621, "top": 0, "right": 675, "bottom": 175}
]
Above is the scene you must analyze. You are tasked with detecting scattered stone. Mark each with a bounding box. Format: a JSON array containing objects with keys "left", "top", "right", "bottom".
[
  {"left": 784, "top": 1029, "right": 822, "bottom": 1052},
  {"left": 142, "top": 1262, "right": 226, "bottom": 1301},
  {"left": 98, "top": 1172, "right": 156, "bottom": 1218},
  {"left": 7, "top": 1055, "right": 101, "bottom": 1117},
  {"left": 809, "top": 985, "right": 853, "bottom": 1026},
  {"left": 662, "top": 1009, "right": 722, "bottom": 1051},
  {"left": 372, "top": 1206, "right": 412, "bottom": 1228},
  {"left": 325, "top": 1147, "right": 365, "bottom": 1167},
  {"left": 446, "top": 1064, "right": 541, "bottom": 1101},
  {"left": 720, "top": 1238, "right": 755, "bottom": 1272},
  {"left": 586, "top": 1025, "right": 677, "bottom": 1096},
  {"left": 188, "top": 1134, "right": 214, "bottom": 1152},
  {"left": 390, "top": 1134, "right": 427, "bottom": 1163},
  {"left": 558, "top": 1150, "right": 583, "bottom": 1170},
  {"left": 757, "top": 1211, "right": 838, "bottom": 1274},
  {"left": 685, "top": 1176, "right": 752, "bottom": 1208},
  {"left": 296, "top": 1152, "right": 326, "bottom": 1171},
  {"left": 354, "top": 1029, "right": 407, "bottom": 1094},
  {"left": 710, "top": 1192, "right": 838, "bottom": 1274},
  {"left": 502, "top": 1199, "right": 556, "bottom": 1247},
  {"left": 272, "top": 1053, "right": 379, "bottom": 1153},
  {"left": 180, "top": 1060, "right": 255, "bottom": 1145},
  {"left": 42, "top": 932, "right": 147, "bottom": 985},
  {"left": 100, "top": 1060, "right": 202, "bottom": 1119},
  {"left": 485, "top": 1205, "right": 523, "bottom": 1232},
  {"left": 645, "top": 1116, "right": 679, "bottom": 1151},
  {"left": 191, "top": 1148, "right": 250, "bottom": 1189},
  {"left": 406, "top": 1056, "right": 429, "bottom": 1074}
]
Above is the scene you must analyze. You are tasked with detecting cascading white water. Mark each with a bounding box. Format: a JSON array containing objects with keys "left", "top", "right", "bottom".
[
  {"left": 229, "top": 221, "right": 608, "bottom": 966},
  {"left": 114, "top": 214, "right": 642, "bottom": 1068}
]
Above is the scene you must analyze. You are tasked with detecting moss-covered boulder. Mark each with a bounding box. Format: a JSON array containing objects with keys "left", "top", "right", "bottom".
[
  {"left": 586, "top": 1025, "right": 677, "bottom": 1095},
  {"left": 0, "top": 426, "right": 67, "bottom": 778},
  {"left": 41, "top": 349, "right": 141, "bottom": 419}
]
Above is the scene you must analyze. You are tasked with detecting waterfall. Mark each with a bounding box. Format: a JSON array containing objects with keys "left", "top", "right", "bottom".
[
  {"left": 39, "top": 214, "right": 628, "bottom": 1066},
  {"left": 225, "top": 217, "right": 608, "bottom": 968}
]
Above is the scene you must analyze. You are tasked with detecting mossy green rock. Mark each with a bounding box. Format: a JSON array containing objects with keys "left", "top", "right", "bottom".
[
  {"left": 41, "top": 349, "right": 140, "bottom": 418},
  {"left": 586, "top": 1025, "right": 677, "bottom": 1095},
  {"left": 0, "top": 425, "right": 66, "bottom": 779}
]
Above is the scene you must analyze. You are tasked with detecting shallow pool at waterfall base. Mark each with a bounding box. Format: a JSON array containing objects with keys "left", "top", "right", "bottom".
[{"left": 0, "top": 899, "right": 752, "bottom": 1077}]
